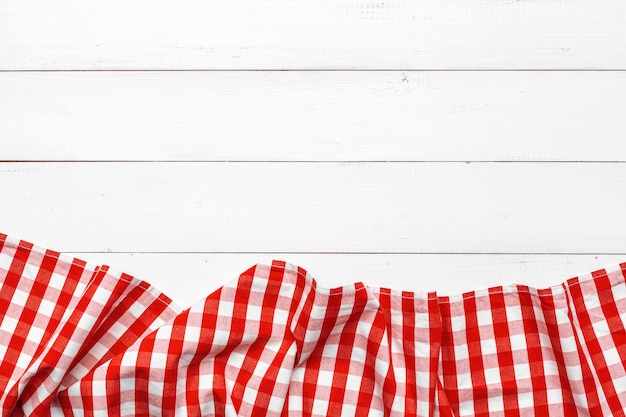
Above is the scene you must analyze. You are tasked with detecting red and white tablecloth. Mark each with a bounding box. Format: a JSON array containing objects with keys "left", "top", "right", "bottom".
[{"left": 2, "top": 233, "right": 626, "bottom": 416}]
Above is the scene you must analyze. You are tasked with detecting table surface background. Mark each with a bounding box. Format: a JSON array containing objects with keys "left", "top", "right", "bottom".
[{"left": 1, "top": 0, "right": 625, "bottom": 308}]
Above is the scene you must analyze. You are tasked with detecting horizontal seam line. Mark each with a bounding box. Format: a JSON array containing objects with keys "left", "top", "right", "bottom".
[
  {"left": 2, "top": 161, "right": 626, "bottom": 164},
  {"left": 64, "top": 251, "right": 626, "bottom": 255},
  {"left": 1, "top": 69, "right": 626, "bottom": 73}
]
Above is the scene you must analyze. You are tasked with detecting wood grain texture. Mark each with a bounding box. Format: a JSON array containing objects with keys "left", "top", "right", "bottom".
[
  {"left": 2, "top": 162, "right": 625, "bottom": 254},
  {"left": 64, "top": 252, "right": 625, "bottom": 307},
  {"left": 3, "top": 0, "right": 625, "bottom": 307},
  {"left": 1, "top": 0, "right": 625, "bottom": 70},
  {"left": 2, "top": 71, "right": 626, "bottom": 161}
]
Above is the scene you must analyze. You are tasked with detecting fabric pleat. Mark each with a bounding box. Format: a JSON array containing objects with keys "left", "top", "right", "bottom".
[{"left": 1, "top": 233, "right": 626, "bottom": 416}]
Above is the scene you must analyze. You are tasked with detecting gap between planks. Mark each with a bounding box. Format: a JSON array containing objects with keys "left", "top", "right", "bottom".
[{"left": 3, "top": 161, "right": 626, "bottom": 164}]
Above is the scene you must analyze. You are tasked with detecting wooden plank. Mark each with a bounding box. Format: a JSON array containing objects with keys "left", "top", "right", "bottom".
[
  {"left": 2, "top": 71, "right": 626, "bottom": 161},
  {"left": 1, "top": 0, "right": 625, "bottom": 70},
  {"left": 1, "top": 162, "right": 625, "bottom": 254},
  {"left": 66, "top": 253, "right": 626, "bottom": 307}
]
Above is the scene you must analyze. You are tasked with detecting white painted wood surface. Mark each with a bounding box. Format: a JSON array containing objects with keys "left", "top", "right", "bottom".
[
  {"left": 1, "top": 0, "right": 625, "bottom": 69},
  {"left": 1, "top": 0, "right": 625, "bottom": 308},
  {"left": 1, "top": 162, "right": 625, "bottom": 253},
  {"left": 2, "top": 71, "right": 626, "bottom": 162}
]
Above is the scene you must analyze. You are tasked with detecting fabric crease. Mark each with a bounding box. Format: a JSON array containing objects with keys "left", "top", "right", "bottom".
[{"left": 2, "top": 233, "right": 626, "bottom": 416}]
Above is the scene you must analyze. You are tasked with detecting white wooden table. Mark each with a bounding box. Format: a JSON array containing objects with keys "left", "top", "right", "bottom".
[{"left": 1, "top": 0, "right": 625, "bottom": 308}]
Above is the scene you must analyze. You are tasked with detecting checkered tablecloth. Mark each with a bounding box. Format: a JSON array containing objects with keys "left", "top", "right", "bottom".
[{"left": 2, "top": 233, "right": 626, "bottom": 416}]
